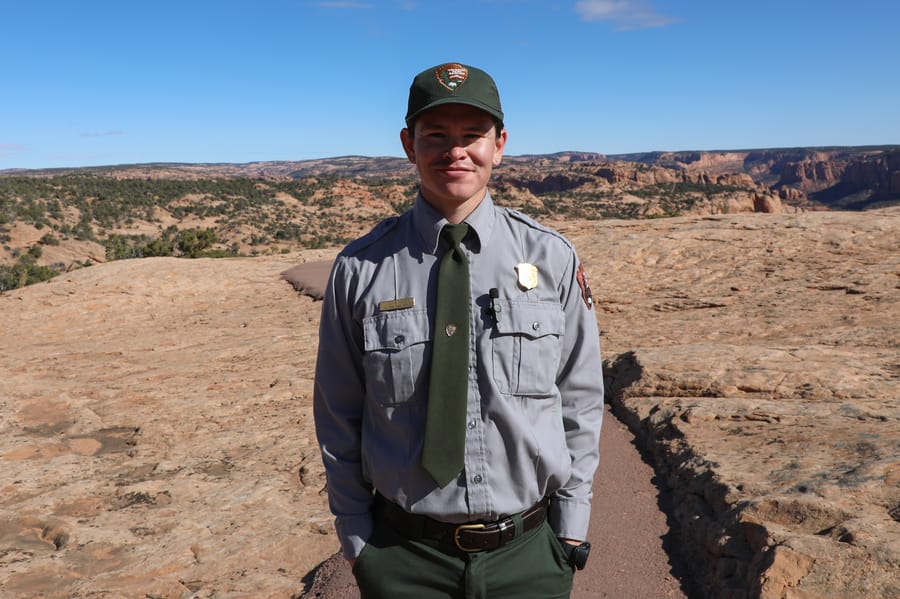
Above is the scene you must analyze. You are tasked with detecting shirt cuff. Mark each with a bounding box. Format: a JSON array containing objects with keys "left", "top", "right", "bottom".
[
  {"left": 548, "top": 495, "right": 592, "bottom": 542},
  {"left": 335, "top": 512, "right": 374, "bottom": 560}
]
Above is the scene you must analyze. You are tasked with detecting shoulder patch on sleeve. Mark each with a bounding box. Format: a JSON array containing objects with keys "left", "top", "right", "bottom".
[
  {"left": 576, "top": 263, "right": 594, "bottom": 310},
  {"left": 340, "top": 216, "right": 401, "bottom": 257}
]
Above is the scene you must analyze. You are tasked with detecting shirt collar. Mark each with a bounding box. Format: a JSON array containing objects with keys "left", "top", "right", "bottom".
[{"left": 413, "top": 191, "right": 497, "bottom": 254}]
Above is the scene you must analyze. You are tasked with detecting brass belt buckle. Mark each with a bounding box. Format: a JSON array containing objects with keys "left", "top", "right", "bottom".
[{"left": 454, "top": 523, "right": 486, "bottom": 552}]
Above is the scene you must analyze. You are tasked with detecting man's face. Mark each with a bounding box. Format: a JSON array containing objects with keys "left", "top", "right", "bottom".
[{"left": 400, "top": 103, "right": 507, "bottom": 218}]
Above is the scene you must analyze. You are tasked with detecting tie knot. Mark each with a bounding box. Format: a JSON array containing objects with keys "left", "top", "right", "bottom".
[{"left": 441, "top": 223, "right": 469, "bottom": 247}]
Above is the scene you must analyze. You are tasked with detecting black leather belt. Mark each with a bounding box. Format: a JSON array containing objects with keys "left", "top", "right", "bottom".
[{"left": 374, "top": 493, "right": 549, "bottom": 553}]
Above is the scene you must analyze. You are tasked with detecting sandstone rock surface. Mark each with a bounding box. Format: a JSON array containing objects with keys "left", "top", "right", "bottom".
[
  {"left": 586, "top": 208, "right": 900, "bottom": 598},
  {"left": 1, "top": 208, "right": 898, "bottom": 598},
  {"left": 1, "top": 251, "right": 339, "bottom": 598}
]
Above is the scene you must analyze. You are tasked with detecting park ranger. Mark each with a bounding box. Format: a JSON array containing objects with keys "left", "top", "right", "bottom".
[{"left": 313, "top": 62, "right": 604, "bottom": 598}]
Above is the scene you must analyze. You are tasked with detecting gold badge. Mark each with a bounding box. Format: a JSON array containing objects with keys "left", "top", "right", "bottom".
[
  {"left": 445, "top": 324, "right": 457, "bottom": 337},
  {"left": 516, "top": 263, "right": 538, "bottom": 290},
  {"left": 379, "top": 297, "right": 415, "bottom": 312}
]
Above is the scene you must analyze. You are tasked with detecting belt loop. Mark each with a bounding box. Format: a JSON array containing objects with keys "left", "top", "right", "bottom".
[{"left": 510, "top": 513, "right": 524, "bottom": 540}]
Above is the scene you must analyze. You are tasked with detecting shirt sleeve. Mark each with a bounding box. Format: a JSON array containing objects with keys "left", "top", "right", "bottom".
[
  {"left": 313, "top": 256, "right": 374, "bottom": 559},
  {"left": 548, "top": 249, "right": 604, "bottom": 541}
]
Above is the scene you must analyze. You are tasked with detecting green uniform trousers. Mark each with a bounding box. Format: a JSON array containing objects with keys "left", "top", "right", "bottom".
[{"left": 352, "top": 517, "right": 574, "bottom": 598}]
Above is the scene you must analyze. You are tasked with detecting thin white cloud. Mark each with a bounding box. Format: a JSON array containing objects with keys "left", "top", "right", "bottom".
[
  {"left": 315, "top": 1, "right": 374, "bottom": 8},
  {"left": 575, "top": 0, "right": 677, "bottom": 30},
  {"left": 80, "top": 130, "right": 125, "bottom": 138}
]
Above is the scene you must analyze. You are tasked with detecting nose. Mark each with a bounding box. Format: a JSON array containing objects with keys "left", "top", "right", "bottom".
[{"left": 445, "top": 142, "right": 467, "bottom": 160}]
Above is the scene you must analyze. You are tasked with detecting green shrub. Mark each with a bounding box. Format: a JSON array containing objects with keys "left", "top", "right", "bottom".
[
  {"left": 175, "top": 228, "right": 216, "bottom": 257},
  {"left": 0, "top": 259, "right": 60, "bottom": 291}
]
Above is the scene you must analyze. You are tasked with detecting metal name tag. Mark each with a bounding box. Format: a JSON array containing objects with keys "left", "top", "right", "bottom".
[{"left": 379, "top": 297, "right": 416, "bottom": 312}]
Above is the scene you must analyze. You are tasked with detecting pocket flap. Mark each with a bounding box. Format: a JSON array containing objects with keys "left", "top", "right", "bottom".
[
  {"left": 494, "top": 300, "right": 564, "bottom": 339},
  {"left": 363, "top": 309, "right": 431, "bottom": 351}
]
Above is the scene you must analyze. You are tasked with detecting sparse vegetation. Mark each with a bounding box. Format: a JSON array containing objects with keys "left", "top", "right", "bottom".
[
  {"left": 0, "top": 160, "right": 801, "bottom": 290},
  {"left": 0, "top": 254, "right": 61, "bottom": 292},
  {"left": 39, "top": 232, "right": 60, "bottom": 245},
  {"left": 104, "top": 227, "right": 224, "bottom": 261}
]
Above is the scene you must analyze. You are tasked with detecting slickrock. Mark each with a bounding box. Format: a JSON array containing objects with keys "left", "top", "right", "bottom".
[
  {"left": 586, "top": 208, "right": 900, "bottom": 598},
  {"left": 1, "top": 250, "right": 341, "bottom": 598},
  {"left": 1, "top": 208, "right": 897, "bottom": 598}
]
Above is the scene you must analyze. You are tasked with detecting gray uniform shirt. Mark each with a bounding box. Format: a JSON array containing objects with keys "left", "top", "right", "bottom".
[{"left": 313, "top": 192, "right": 604, "bottom": 559}]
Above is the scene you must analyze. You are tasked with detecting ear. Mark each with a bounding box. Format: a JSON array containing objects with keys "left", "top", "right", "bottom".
[
  {"left": 492, "top": 128, "right": 508, "bottom": 167},
  {"left": 400, "top": 128, "right": 416, "bottom": 164}
]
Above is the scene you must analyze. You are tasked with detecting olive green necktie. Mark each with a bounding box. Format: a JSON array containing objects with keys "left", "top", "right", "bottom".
[{"left": 422, "top": 223, "right": 470, "bottom": 487}]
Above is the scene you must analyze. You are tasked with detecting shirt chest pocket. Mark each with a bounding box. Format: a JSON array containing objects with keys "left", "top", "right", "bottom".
[
  {"left": 362, "top": 309, "right": 431, "bottom": 406},
  {"left": 491, "top": 300, "right": 564, "bottom": 397}
]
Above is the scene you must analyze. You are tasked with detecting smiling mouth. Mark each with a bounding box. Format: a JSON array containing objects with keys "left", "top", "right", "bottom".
[{"left": 438, "top": 165, "right": 474, "bottom": 174}]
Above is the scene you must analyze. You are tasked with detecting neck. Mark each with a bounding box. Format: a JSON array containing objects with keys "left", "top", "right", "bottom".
[{"left": 423, "top": 190, "right": 487, "bottom": 224}]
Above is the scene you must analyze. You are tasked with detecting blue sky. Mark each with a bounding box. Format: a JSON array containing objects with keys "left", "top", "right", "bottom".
[{"left": 2, "top": 0, "right": 898, "bottom": 169}]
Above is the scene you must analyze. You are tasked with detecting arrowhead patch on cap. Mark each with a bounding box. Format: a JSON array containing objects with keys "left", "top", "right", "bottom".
[{"left": 435, "top": 63, "right": 468, "bottom": 91}]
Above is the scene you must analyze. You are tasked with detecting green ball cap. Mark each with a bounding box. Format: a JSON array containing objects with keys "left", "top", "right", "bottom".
[{"left": 405, "top": 62, "right": 504, "bottom": 129}]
